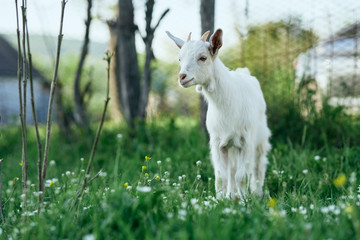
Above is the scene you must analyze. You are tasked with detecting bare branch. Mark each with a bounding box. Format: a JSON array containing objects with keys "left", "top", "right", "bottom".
[
  {"left": 23, "top": 2, "right": 44, "bottom": 212},
  {"left": 87, "top": 169, "right": 103, "bottom": 185},
  {"left": 77, "top": 51, "right": 113, "bottom": 200},
  {"left": 41, "top": 0, "right": 67, "bottom": 201},
  {"left": 153, "top": 8, "right": 170, "bottom": 32}
]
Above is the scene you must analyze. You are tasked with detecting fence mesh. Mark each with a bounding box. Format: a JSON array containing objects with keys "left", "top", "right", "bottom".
[{"left": 150, "top": 0, "right": 360, "bottom": 118}]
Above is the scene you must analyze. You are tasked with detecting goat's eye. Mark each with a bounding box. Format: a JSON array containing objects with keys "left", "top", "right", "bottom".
[
  {"left": 199, "top": 56, "right": 207, "bottom": 62},
  {"left": 178, "top": 58, "right": 181, "bottom": 62}
]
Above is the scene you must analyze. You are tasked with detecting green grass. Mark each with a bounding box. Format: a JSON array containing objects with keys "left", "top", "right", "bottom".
[{"left": 0, "top": 117, "right": 360, "bottom": 240}]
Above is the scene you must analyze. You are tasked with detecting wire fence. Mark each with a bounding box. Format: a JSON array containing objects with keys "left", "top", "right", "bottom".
[{"left": 152, "top": 0, "right": 360, "bottom": 117}]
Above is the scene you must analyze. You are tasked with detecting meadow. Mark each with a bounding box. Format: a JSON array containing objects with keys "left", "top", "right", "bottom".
[{"left": 0, "top": 113, "right": 360, "bottom": 239}]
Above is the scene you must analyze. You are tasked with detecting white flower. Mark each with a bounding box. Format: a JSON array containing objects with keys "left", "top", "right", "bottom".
[
  {"left": 314, "top": 156, "right": 321, "bottom": 161},
  {"left": 222, "top": 208, "right": 232, "bottom": 214},
  {"left": 178, "top": 209, "right": 187, "bottom": 218},
  {"left": 322, "top": 157, "right": 327, "bottom": 162},
  {"left": 80, "top": 157, "right": 84, "bottom": 162},
  {"left": 49, "top": 160, "right": 56, "bottom": 166},
  {"left": 83, "top": 234, "right": 95, "bottom": 240},
  {"left": 157, "top": 160, "right": 161, "bottom": 165},
  {"left": 333, "top": 208, "right": 340, "bottom": 215},
  {"left": 302, "top": 169, "right": 308, "bottom": 174},
  {"left": 190, "top": 198, "right": 198, "bottom": 205},
  {"left": 320, "top": 207, "right": 329, "bottom": 214},
  {"left": 165, "top": 157, "right": 171, "bottom": 163},
  {"left": 65, "top": 171, "right": 71, "bottom": 176},
  {"left": 328, "top": 205, "right": 335, "bottom": 212},
  {"left": 99, "top": 172, "right": 107, "bottom": 177},
  {"left": 178, "top": 176, "right": 182, "bottom": 181},
  {"left": 136, "top": 186, "right": 151, "bottom": 193},
  {"left": 117, "top": 133, "right": 123, "bottom": 139},
  {"left": 196, "top": 160, "right": 202, "bottom": 166},
  {"left": 197, "top": 174, "right": 201, "bottom": 180},
  {"left": 350, "top": 172, "right": 356, "bottom": 183}
]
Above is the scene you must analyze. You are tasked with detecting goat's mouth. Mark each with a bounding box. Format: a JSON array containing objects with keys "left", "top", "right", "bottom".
[{"left": 180, "top": 78, "right": 194, "bottom": 87}]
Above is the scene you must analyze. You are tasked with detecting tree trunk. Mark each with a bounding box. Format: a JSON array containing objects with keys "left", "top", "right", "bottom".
[
  {"left": 108, "top": 0, "right": 141, "bottom": 127},
  {"left": 108, "top": 0, "right": 168, "bottom": 127},
  {"left": 200, "top": 0, "right": 215, "bottom": 133},
  {"left": 139, "top": 0, "right": 169, "bottom": 119},
  {"left": 73, "top": 0, "right": 92, "bottom": 128}
]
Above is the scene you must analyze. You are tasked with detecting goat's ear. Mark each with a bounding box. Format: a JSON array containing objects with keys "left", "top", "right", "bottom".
[
  {"left": 209, "top": 29, "right": 223, "bottom": 56},
  {"left": 166, "top": 31, "right": 184, "bottom": 49}
]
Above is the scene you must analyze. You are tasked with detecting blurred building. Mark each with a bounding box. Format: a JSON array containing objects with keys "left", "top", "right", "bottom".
[
  {"left": 295, "top": 23, "right": 360, "bottom": 113},
  {"left": 0, "top": 35, "right": 50, "bottom": 124}
]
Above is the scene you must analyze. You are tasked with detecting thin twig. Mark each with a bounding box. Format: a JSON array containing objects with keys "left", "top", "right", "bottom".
[
  {"left": 41, "top": 0, "right": 67, "bottom": 200},
  {"left": 21, "top": 1, "right": 29, "bottom": 195},
  {"left": 15, "top": 0, "right": 28, "bottom": 209},
  {"left": 0, "top": 159, "right": 5, "bottom": 224},
  {"left": 2, "top": 184, "right": 17, "bottom": 208},
  {"left": 87, "top": 169, "right": 103, "bottom": 185},
  {"left": 77, "top": 51, "right": 113, "bottom": 199},
  {"left": 23, "top": 0, "right": 43, "bottom": 211}
]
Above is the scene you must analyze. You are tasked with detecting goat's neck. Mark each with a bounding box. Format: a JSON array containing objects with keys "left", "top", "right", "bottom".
[{"left": 202, "top": 57, "right": 232, "bottom": 107}]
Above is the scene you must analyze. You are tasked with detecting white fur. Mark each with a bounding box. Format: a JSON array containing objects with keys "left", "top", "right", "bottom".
[{"left": 167, "top": 30, "right": 271, "bottom": 199}]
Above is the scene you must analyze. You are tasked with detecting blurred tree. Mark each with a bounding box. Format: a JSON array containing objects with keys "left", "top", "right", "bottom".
[
  {"left": 73, "top": 0, "right": 93, "bottom": 129},
  {"left": 108, "top": 0, "right": 169, "bottom": 128},
  {"left": 200, "top": 0, "right": 215, "bottom": 134}
]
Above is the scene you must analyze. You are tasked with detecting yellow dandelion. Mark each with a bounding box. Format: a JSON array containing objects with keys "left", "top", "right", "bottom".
[
  {"left": 142, "top": 166, "right": 147, "bottom": 171},
  {"left": 345, "top": 205, "right": 354, "bottom": 214},
  {"left": 156, "top": 176, "right": 160, "bottom": 180},
  {"left": 144, "top": 173, "right": 149, "bottom": 177},
  {"left": 124, "top": 182, "right": 128, "bottom": 188},
  {"left": 145, "top": 156, "right": 151, "bottom": 161},
  {"left": 333, "top": 173, "right": 346, "bottom": 187},
  {"left": 19, "top": 162, "right": 23, "bottom": 167},
  {"left": 268, "top": 197, "right": 277, "bottom": 208},
  {"left": 49, "top": 181, "right": 54, "bottom": 187}
]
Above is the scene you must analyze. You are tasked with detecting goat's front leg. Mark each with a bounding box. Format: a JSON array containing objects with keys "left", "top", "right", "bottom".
[{"left": 210, "top": 140, "right": 227, "bottom": 198}]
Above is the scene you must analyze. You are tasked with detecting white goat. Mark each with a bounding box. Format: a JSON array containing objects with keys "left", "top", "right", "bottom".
[{"left": 167, "top": 29, "right": 271, "bottom": 198}]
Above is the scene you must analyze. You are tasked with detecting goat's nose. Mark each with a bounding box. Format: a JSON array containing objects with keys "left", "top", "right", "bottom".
[{"left": 179, "top": 73, "right": 187, "bottom": 81}]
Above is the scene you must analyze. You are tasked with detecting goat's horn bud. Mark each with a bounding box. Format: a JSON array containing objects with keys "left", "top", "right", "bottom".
[
  {"left": 200, "top": 31, "right": 210, "bottom": 42},
  {"left": 187, "top": 32, "right": 192, "bottom": 41}
]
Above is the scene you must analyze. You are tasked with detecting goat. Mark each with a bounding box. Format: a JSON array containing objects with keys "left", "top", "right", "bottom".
[{"left": 166, "top": 29, "right": 271, "bottom": 199}]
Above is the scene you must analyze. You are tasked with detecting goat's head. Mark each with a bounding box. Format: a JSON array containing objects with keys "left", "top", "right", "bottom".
[{"left": 166, "top": 29, "right": 223, "bottom": 88}]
